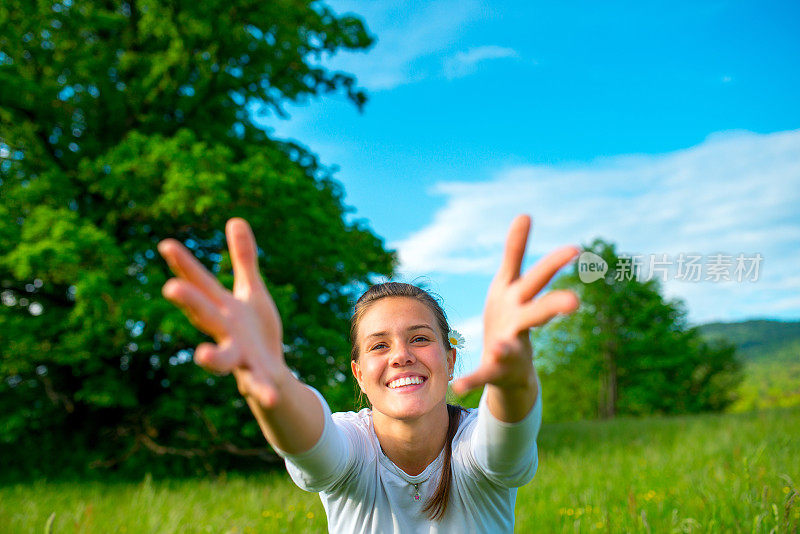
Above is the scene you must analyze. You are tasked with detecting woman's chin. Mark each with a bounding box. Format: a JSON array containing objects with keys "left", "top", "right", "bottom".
[{"left": 373, "top": 396, "right": 443, "bottom": 421}]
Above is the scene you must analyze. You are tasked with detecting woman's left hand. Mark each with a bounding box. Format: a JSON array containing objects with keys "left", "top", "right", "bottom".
[{"left": 451, "top": 215, "right": 580, "bottom": 396}]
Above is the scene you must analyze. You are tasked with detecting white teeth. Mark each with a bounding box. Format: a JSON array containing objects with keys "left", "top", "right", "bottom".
[{"left": 388, "top": 376, "right": 424, "bottom": 389}]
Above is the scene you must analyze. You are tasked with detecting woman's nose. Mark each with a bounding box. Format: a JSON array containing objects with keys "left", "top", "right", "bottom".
[{"left": 389, "top": 344, "right": 416, "bottom": 367}]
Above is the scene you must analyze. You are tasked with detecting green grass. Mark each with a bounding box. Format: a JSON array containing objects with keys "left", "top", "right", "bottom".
[
  {"left": 520, "top": 407, "right": 800, "bottom": 532},
  {"left": 2, "top": 407, "right": 798, "bottom": 533},
  {"left": 0, "top": 472, "right": 326, "bottom": 533}
]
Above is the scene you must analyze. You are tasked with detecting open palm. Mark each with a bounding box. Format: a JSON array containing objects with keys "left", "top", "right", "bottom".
[
  {"left": 452, "top": 215, "right": 580, "bottom": 395},
  {"left": 158, "top": 218, "right": 288, "bottom": 407}
]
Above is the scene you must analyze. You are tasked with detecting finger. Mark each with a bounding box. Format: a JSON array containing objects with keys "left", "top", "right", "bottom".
[
  {"left": 158, "top": 239, "right": 229, "bottom": 305},
  {"left": 225, "top": 218, "right": 283, "bottom": 355},
  {"left": 194, "top": 340, "right": 241, "bottom": 374},
  {"left": 517, "top": 245, "right": 580, "bottom": 301},
  {"left": 451, "top": 364, "right": 495, "bottom": 396},
  {"left": 517, "top": 290, "right": 579, "bottom": 329},
  {"left": 496, "top": 215, "right": 531, "bottom": 283},
  {"left": 162, "top": 278, "right": 229, "bottom": 340},
  {"left": 226, "top": 218, "right": 265, "bottom": 295}
]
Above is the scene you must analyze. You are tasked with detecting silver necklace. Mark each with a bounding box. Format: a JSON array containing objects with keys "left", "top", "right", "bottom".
[{"left": 377, "top": 443, "right": 429, "bottom": 502}]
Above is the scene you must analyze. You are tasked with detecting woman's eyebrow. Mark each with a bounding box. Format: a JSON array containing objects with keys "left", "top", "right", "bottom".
[
  {"left": 365, "top": 324, "right": 434, "bottom": 339},
  {"left": 365, "top": 331, "right": 388, "bottom": 340}
]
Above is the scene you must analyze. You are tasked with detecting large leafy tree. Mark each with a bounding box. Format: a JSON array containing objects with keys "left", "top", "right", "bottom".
[
  {"left": 0, "top": 0, "right": 394, "bottom": 475},
  {"left": 533, "top": 239, "right": 742, "bottom": 421}
]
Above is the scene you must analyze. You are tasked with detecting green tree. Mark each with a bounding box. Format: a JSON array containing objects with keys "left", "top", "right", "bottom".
[
  {"left": 533, "top": 238, "right": 742, "bottom": 421},
  {"left": 0, "top": 0, "right": 394, "bottom": 476}
]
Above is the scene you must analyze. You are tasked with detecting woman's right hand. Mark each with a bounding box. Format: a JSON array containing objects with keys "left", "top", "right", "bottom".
[{"left": 158, "top": 218, "right": 290, "bottom": 409}]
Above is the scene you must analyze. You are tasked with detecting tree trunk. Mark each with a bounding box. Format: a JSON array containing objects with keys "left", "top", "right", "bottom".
[{"left": 599, "top": 350, "right": 618, "bottom": 418}]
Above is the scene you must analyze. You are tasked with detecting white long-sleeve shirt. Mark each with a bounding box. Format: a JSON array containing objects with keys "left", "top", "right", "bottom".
[{"left": 275, "top": 387, "right": 542, "bottom": 533}]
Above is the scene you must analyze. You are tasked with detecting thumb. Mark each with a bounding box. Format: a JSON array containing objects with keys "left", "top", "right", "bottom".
[
  {"left": 194, "top": 341, "right": 241, "bottom": 374},
  {"left": 233, "top": 367, "right": 281, "bottom": 409},
  {"left": 451, "top": 365, "right": 494, "bottom": 396}
]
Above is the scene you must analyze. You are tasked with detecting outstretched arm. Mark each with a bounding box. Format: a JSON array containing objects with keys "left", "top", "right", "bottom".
[
  {"left": 158, "top": 218, "right": 323, "bottom": 455},
  {"left": 452, "top": 215, "right": 579, "bottom": 422}
]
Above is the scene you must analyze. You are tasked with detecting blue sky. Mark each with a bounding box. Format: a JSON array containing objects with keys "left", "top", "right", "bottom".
[{"left": 257, "top": 0, "right": 800, "bottom": 375}]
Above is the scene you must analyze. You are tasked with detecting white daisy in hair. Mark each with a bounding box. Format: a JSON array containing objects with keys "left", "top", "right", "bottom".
[{"left": 447, "top": 329, "right": 465, "bottom": 349}]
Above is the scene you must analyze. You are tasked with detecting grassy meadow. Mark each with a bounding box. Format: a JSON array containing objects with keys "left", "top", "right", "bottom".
[{"left": 2, "top": 406, "right": 798, "bottom": 533}]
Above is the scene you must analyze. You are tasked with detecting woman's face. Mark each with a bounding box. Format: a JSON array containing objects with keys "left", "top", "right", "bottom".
[{"left": 351, "top": 297, "right": 455, "bottom": 422}]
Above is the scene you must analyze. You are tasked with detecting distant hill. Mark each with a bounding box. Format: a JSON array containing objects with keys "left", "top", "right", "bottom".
[
  {"left": 698, "top": 319, "right": 800, "bottom": 362},
  {"left": 698, "top": 319, "right": 800, "bottom": 412}
]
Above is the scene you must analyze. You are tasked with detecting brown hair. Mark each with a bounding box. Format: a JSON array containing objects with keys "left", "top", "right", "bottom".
[{"left": 350, "top": 282, "right": 465, "bottom": 521}]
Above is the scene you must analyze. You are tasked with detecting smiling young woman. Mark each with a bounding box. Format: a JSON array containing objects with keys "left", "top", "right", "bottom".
[
  {"left": 158, "top": 215, "right": 579, "bottom": 533},
  {"left": 349, "top": 284, "right": 462, "bottom": 520}
]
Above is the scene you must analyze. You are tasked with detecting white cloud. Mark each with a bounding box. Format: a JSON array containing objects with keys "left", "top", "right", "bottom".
[
  {"left": 323, "top": 0, "right": 483, "bottom": 90},
  {"left": 393, "top": 129, "right": 800, "bottom": 323},
  {"left": 443, "top": 45, "right": 519, "bottom": 79}
]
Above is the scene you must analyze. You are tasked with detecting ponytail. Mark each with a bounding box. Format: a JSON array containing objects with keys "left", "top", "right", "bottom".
[{"left": 422, "top": 403, "right": 465, "bottom": 521}]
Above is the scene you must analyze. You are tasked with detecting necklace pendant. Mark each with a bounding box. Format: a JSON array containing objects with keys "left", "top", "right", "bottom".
[{"left": 413, "top": 483, "right": 421, "bottom": 501}]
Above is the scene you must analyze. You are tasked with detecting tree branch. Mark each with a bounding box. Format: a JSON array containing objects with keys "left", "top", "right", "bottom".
[{"left": 41, "top": 375, "right": 75, "bottom": 413}]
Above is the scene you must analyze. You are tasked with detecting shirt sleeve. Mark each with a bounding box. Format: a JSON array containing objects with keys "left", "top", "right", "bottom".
[
  {"left": 271, "top": 385, "right": 358, "bottom": 493},
  {"left": 467, "top": 386, "right": 543, "bottom": 488}
]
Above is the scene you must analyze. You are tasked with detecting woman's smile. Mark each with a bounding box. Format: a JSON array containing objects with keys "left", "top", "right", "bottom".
[{"left": 386, "top": 374, "right": 428, "bottom": 391}]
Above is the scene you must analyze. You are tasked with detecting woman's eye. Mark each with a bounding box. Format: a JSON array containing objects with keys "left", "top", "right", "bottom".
[
  {"left": 412, "top": 336, "right": 429, "bottom": 343},
  {"left": 369, "top": 342, "right": 388, "bottom": 351}
]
